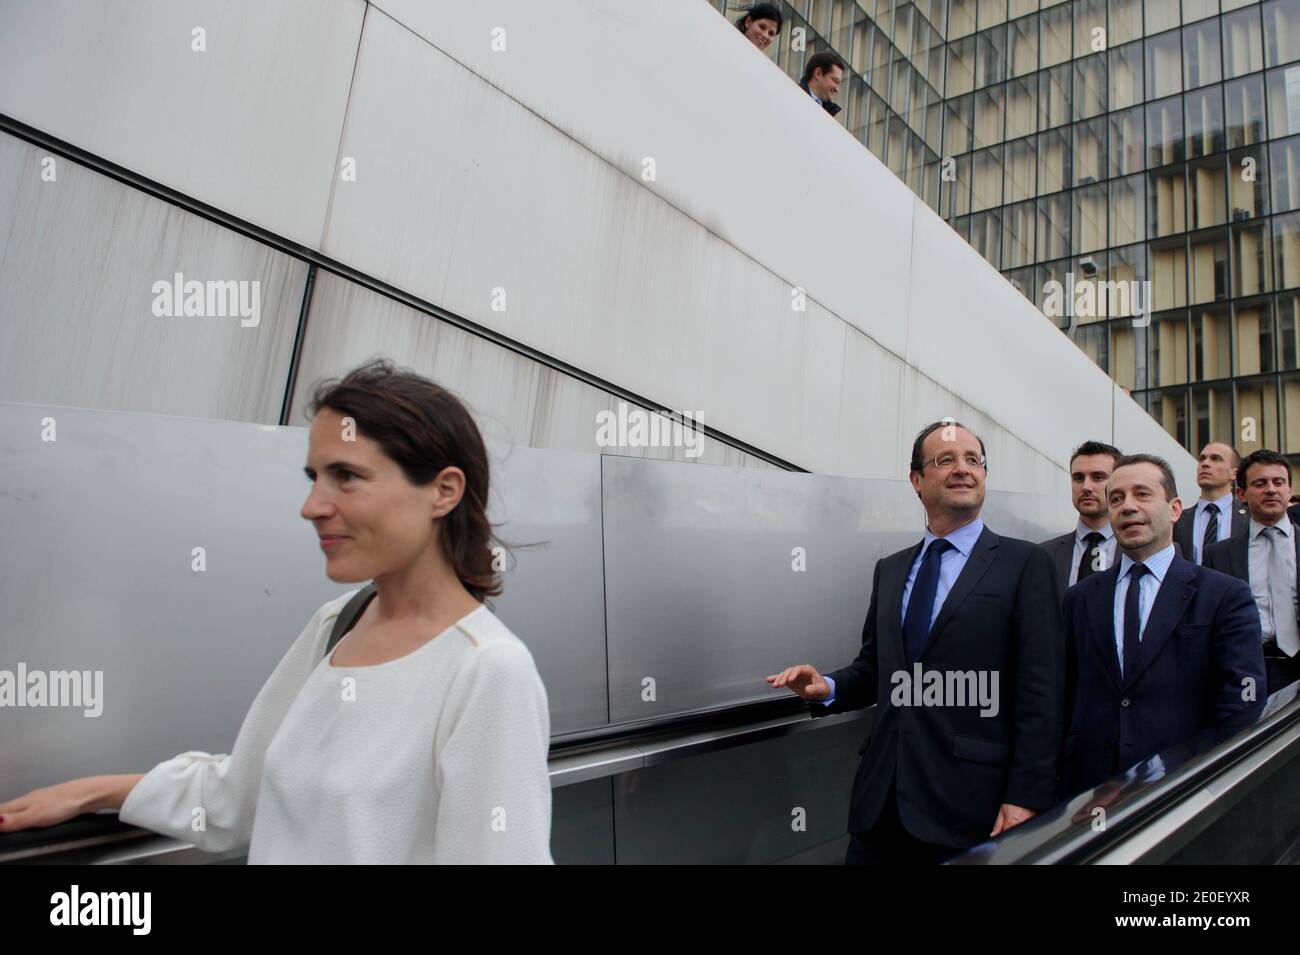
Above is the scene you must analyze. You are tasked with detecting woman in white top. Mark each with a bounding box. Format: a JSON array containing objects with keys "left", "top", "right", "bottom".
[{"left": 0, "top": 359, "right": 553, "bottom": 864}]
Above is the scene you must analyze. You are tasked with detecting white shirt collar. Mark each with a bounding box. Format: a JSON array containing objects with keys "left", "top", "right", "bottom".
[
  {"left": 1250, "top": 516, "right": 1294, "bottom": 540},
  {"left": 1201, "top": 490, "right": 1236, "bottom": 516},
  {"left": 1075, "top": 519, "right": 1113, "bottom": 543},
  {"left": 1117, "top": 543, "right": 1176, "bottom": 583}
]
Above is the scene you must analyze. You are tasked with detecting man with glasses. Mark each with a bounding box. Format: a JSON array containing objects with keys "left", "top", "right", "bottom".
[{"left": 768, "top": 420, "right": 1064, "bottom": 864}]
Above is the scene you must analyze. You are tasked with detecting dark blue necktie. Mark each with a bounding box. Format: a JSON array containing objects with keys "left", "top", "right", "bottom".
[
  {"left": 1200, "top": 503, "right": 1219, "bottom": 563},
  {"left": 1122, "top": 563, "right": 1149, "bottom": 677},
  {"left": 903, "top": 539, "right": 953, "bottom": 664}
]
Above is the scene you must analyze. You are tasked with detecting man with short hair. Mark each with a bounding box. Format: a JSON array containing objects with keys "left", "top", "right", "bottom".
[
  {"left": 1061, "top": 454, "right": 1266, "bottom": 796},
  {"left": 799, "top": 51, "right": 845, "bottom": 117},
  {"left": 1204, "top": 449, "right": 1300, "bottom": 694},
  {"left": 1173, "top": 442, "right": 1249, "bottom": 564},
  {"left": 1040, "top": 441, "right": 1122, "bottom": 597},
  {"left": 768, "top": 420, "right": 1064, "bottom": 864}
]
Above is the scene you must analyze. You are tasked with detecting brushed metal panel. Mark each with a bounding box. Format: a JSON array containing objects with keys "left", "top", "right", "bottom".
[
  {"left": 0, "top": 402, "right": 608, "bottom": 802},
  {"left": 288, "top": 271, "right": 775, "bottom": 469},
  {"left": 0, "top": 402, "right": 350, "bottom": 799},
  {"left": 0, "top": 0, "right": 364, "bottom": 247},
  {"left": 483, "top": 444, "right": 608, "bottom": 735},
  {"left": 0, "top": 133, "right": 306, "bottom": 423},
  {"left": 601, "top": 455, "right": 1066, "bottom": 724}
]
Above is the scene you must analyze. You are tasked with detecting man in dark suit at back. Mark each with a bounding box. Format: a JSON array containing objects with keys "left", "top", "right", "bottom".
[
  {"left": 1062, "top": 454, "right": 1266, "bottom": 797},
  {"left": 1173, "top": 442, "right": 1249, "bottom": 564},
  {"left": 1205, "top": 449, "right": 1300, "bottom": 694},
  {"left": 1040, "top": 441, "right": 1122, "bottom": 598},
  {"left": 768, "top": 420, "right": 1065, "bottom": 864}
]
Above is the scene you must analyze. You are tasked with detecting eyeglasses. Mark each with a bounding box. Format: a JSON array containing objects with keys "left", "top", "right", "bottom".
[{"left": 925, "top": 453, "right": 987, "bottom": 471}]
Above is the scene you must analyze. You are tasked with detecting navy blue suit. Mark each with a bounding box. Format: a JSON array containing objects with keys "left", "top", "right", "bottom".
[
  {"left": 814, "top": 527, "right": 1064, "bottom": 849},
  {"left": 1061, "top": 552, "right": 1266, "bottom": 796}
]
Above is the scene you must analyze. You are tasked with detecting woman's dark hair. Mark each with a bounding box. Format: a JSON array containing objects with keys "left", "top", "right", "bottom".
[
  {"left": 307, "top": 358, "right": 501, "bottom": 602},
  {"left": 735, "top": 3, "right": 784, "bottom": 34}
]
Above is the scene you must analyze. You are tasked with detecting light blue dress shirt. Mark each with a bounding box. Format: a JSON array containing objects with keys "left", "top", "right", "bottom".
[
  {"left": 1112, "top": 543, "right": 1175, "bottom": 674},
  {"left": 823, "top": 519, "right": 985, "bottom": 705},
  {"left": 1191, "top": 490, "right": 1235, "bottom": 564}
]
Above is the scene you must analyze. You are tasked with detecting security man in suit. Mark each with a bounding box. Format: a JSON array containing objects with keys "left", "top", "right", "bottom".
[
  {"left": 1173, "top": 442, "right": 1248, "bottom": 563},
  {"left": 768, "top": 420, "right": 1064, "bottom": 864},
  {"left": 1040, "top": 441, "right": 1122, "bottom": 597},
  {"left": 1062, "top": 453, "right": 1266, "bottom": 796},
  {"left": 1204, "top": 449, "right": 1300, "bottom": 694}
]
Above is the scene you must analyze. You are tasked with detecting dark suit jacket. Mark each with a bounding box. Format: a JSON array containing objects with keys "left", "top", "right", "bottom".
[
  {"left": 1042, "top": 531, "right": 1184, "bottom": 599},
  {"left": 813, "top": 526, "right": 1065, "bottom": 849},
  {"left": 1174, "top": 499, "right": 1249, "bottom": 562},
  {"left": 1061, "top": 553, "right": 1266, "bottom": 797},
  {"left": 798, "top": 77, "right": 842, "bottom": 117},
  {"left": 1204, "top": 520, "right": 1300, "bottom": 636},
  {"left": 1040, "top": 532, "right": 1077, "bottom": 598}
]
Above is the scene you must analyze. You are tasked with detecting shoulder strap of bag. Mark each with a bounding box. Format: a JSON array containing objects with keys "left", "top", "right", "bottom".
[{"left": 325, "top": 584, "right": 377, "bottom": 658}]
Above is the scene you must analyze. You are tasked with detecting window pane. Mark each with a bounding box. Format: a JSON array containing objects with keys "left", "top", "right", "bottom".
[
  {"left": 1275, "top": 211, "right": 1300, "bottom": 288},
  {"left": 1149, "top": 384, "right": 1190, "bottom": 445},
  {"left": 1041, "top": 4, "right": 1072, "bottom": 66},
  {"left": 977, "top": 26, "right": 1008, "bottom": 87},
  {"left": 1190, "top": 155, "right": 1229, "bottom": 228},
  {"left": 1074, "top": 182, "right": 1109, "bottom": 252},
  {"left": 1074, "top": 53, "right": 1108, "bottom": 119},
  {"left": 1151, "top": 236, "right": 1189, "bottom": 309},
  {"left": 1074, "top": 0, "right": 1107, "bottom": 57},
  {"left": 1229, "top": 144, "right": 1269, "bottom": 218},
  {"left": 1234, "top": 218, "right": 1274, "bottom": 292},
  {"left": 1110, "top": 41, "right": 1147, "bottom": 110},
  {"left": 1040, "top": 62, "right": 1074, "bottom": 127},
  {"left": 1006, "top": 135, "right": 1039, "bottom": 200},
  {"left": 973, "top": 145, "right": 1006, "bottom": 209},
  {"left": 1007, "top": 76, "right": 1039, "bottom": 138},
  {"left": 1234, "top": 296, "right": 1276, "bottom": 374},
  {"left": 1183, "top": 20, "right": 1223, "bottom": 89},
  {"left": 945, "top": 93, "right": 975, "bottom": 154},
  {"left": 1147, "top": 94, "right": 1187, "bottom": 166},
  {"left": 1272, "top": 135, "right": 1300, "bottom": 211},
  {"left": 1183, "top": 0, "right": 1221, "bottom": 21},
  {"left": 1148, "top": 166, "right": 1188, "bottom": 242},
  {"left": 1264, "top": 0, "right": 1300, "bottom": 67},
  {"left": 950, "top": 0, "right": 978, "bottom": 39},
  {"left": 1039, "top": 126, "right": 1073, "bottom": 193},
  {"left": 1236, "top": 376, "right": 1280, "bottom": 452},
  {"left": 1192, "top": 382, "right": 1234, "bottom": 448},
  {"left": 1039, "top": 193, "right": 1073, "bottom": 257},
  {"left": 1186, "top": 86, "right": 1226, "bottom": 156},
  {"left": 1146, "top": 0, "right": 1182, "bottom": 35},
  {"left": 1111, "top": 0, "right": 1145, "bottom": 45},
  {"left": 1225, "top": 74, "right": 1266, "bottom": 146},
  {"left": 1111, "top": 105, "right": 1148, "bottom": 175},
  {"left": 1146, "top": 30, "right": 1184, "bottom": 100},
  {"left": 971, "top": 209, "right": 1003, "bottom": 266},
  {"left": 1279, "top": 292, "right": 1300, "bottom": 369},
  {"left": 980, "top": 0, "right": 1010, "bottom": 29},
  {"left": 1112, "top": 173, "right": 1148, "bottom": 243},
  {"left": 1074, "top": 116, "right": 1108, "bottom": 183},
  {"left": 1150, "top": 312, "right": 1191, "bottom": 385},
  {"left": 1266, "top": 64, "right": 1300, "bottom": 138},
  {"left": 1223, "top": 7, "right": 1265, "bottom": 78},
  {"left": 1003, "top": 199, "right": 1037, "bottom": 266},
  {"left": 1010, "top": 13, "right": 1040, "bottom": 76},
  {"left": 974, "top": 86, "right": 1006, "bottom": 145},
  {"left": 1189, "top": 232, "right": 1230, "bottom": 303}
]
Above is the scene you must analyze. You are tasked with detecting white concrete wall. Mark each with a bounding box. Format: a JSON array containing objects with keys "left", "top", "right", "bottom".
[{"left": 0, "top": 0, "right": 1198, "bottom": 516}]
